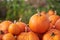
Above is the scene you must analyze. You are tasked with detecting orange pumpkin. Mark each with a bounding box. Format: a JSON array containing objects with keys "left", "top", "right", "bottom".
[
  {"left": 55, "top": 19, "right": 60, "bottom": 30},
  {"left": 16, "top": 22, "right": 27, "bottom": 32},
  {"left": 2, "top": 33, "right": 16, "bottom": 40},
  {"left": 40, "top": 11, "right": 46, "bottom": 16},
  {"left": 49, "top": 15, "right": 60, "bottom": 25},
  {"left": 47, "top": 9, "right": 55, "bottom": 16},
  {"left": 8, "top": 23, "right": 21, "bottom": 35},
  {"left": 29, "top": 13, "right": 50, "bottom": 33},
  {"left": 17, "top": 32, "right": 39, "bottom": 40},
  {"left": 0, "top": 21, "right": 12, "bottom": 34},
  {"left": 43, "top": 29, "right": 60, "bottom": 40}
]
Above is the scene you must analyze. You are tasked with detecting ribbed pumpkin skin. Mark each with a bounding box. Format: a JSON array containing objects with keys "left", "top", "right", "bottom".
[
  {"left": 29, "top": 14, "right": 50, "bottom": 33},
  {"left": 8, "top": 23, "right": 21, "bottom": 35},
  {"left": 49, "top": 15, "right": 60, "bottom": 25},
  {"left": 17, "top": 32, "right": 40, "bottom": 40},
  {"left": 0, "top": 21, "right": 12, "bottom": 33},
  {"left": 43, "top": 29, "right": 60, "bottom": 40},
  {"left": 2, "top": 33, "right": 16, "bottom": 40}
]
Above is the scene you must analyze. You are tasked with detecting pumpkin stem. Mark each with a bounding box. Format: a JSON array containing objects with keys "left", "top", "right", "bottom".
[
  {"left": 51, "top": 32, "right": 55, "bottom": 36},
  {"left": 19, "top": 15, "right": 22, "bottom": 22},
  {"left": 37, "top": 9, "right": 40, "bottom": 13},
  {"left": 0, "top": 30, "right": 4, "bottom": 34},
  {"left": 19, "top": 18, "right": 22, "bottom": 22},
  {"left": 55, "top": 11, "right": 57, "bottom": 15},
  {"left": 14, "top": 20, "right": 16, "bottom": 23},
  {"left": 37, "top": 9, "right": 41, "bottom": 16},
  {"left": 0, "top": 20, "right": 2, "bottom": 23}
]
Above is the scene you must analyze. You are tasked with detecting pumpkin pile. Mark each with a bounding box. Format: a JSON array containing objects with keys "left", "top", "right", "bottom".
[{"left": 0, "top": 9, "right": 60, "bottom": 40}]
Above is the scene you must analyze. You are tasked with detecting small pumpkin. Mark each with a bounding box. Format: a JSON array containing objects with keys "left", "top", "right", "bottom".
[
  {"left": 43, "top": 29, "right": 60, "bottom": 40},
  {"left": 0, "top": 21, "right": 12, "bottom": 34},
  {"left": 47, "top": 9, "right": 55, "bottom": 16},
  {"left": 55, "top": 19, "right": 60, "bottom": 30},
  {"left": 29, "top": 12, "right": 50, "bottom": 33},
  {"left": 17, "top": 32, "right": 40, "bottom": 40},
  {"left": 40, "top": 11, "right": 46, "bottom": 16},
  {"left": 8, "top": 23, "right": 21, "bottom": 35},
  {"left": 49, "top": 15, "right": 60, "bottom": 25},
  {"left": 2, "top": 33, "right": 16, "bottom": 40},
  {"left": 16, "top": 21, "right": 27, "bottom": 32}
]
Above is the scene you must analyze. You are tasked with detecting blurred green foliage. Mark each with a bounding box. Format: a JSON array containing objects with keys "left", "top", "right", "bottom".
[{"left": 0, "top": 0, "right": 60, "bottom": 24}]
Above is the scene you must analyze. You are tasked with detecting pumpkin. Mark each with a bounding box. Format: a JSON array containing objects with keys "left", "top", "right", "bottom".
[
  {"left": 17, "top": 32, "right": 39, "bottom": 40},
  {"left": 16, "top": 22, "right": 27, "bottom": 32},
  {"left": 8, "top": 23, "right": 21, "bottom": 35},
  {"left": 29, "top": 13, "right": 50, "bottom": 33},
  {"left": 55, "top": 19, "right": 60, "bottom": 30},
  {"left": 49, "top": 15, "right": 60, "bottom": 25},
  {"left": 2, "top": 33, "right": 16, "bottom": 40},
  {"left": 43, "top": 29, "right": 60, "bottom": 40},
  {"left": 47, "top": 9, "right": 55, "bottom": 16},
  {"left": 0, "top": 21, "right": 12, "bottom": 34},
  {"left": 40, "top": 11, "right": 46, "bottom": 16}
]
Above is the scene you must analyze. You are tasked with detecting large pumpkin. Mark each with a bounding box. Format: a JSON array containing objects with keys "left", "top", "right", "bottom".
[
  {"left": 8, "top": 23, "right": 21, "bottom": 35},
  {"left": 17, "top": 32, "right": 39, "bottom": 40},
  {"left": 43, "top": 29, "right": 60, "bottom": 40},
  {"left": 55, "top": 19, "right": 60, "bottom": 30},
  {"left": 0, "top": 21, "right": 12, "bottom": 33},
  {"left": 2, "top": 33, "right": 16, "bottom": 40},
  {"left": 29, "top": 13, "right": 50, "bottom": 33}
]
